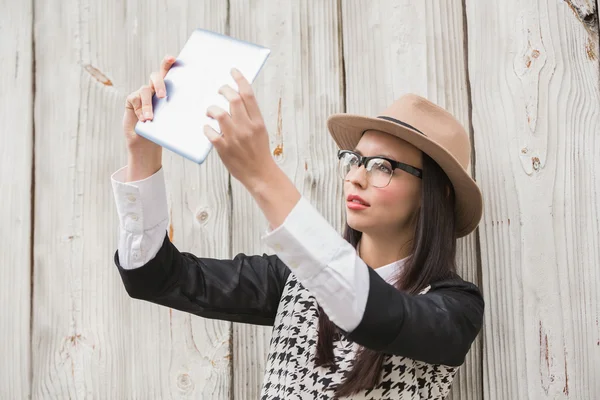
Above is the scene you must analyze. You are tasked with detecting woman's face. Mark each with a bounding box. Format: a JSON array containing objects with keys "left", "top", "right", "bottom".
[{"left": 342, "top": 130, "right": 423, "bottom": 236}]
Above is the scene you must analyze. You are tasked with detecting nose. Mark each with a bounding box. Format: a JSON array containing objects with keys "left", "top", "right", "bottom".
[{"left": 346, "top": 165, "right": 368, "bottom": 188}]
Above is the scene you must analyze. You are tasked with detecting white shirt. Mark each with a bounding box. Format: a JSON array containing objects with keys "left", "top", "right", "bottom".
[{"left": 111, "top": 165, "right": 409, "bottom": 332}]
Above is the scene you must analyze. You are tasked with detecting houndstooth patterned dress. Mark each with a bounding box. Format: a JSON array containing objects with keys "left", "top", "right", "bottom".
[{"left": 260, "top": 273, "right": 458, "bottom": 399}]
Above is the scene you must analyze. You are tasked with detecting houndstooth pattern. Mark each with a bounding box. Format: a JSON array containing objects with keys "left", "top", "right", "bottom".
[{"left": 259, "top": 274, "right": 458, "bottom": 399}]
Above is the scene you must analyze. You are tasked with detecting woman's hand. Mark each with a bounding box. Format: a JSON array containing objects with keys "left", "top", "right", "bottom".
[
  {"left": 122, "top": 55, "right": 176, "bottom": 181},
  {"left": 204, "top": 68, "right": 277, "bottom": 189},
  {"left": 123, "top": 55, "right": 176, "bottom": 154}
]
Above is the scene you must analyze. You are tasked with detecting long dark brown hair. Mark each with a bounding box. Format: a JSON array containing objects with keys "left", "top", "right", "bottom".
[{"left": 315, "top": 152, "right": 458, "bottom": 397}]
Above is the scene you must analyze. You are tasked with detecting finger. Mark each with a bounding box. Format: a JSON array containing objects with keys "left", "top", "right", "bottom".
[
  {"left": 160, "top": 55, "right": 176, "bottom": 78},
  {"left": 149, "top": 72, "right": 167, "bottom": 98},
  {"left": 126, "top": 92, "right": 144, "bottom": 121},
  {"left": 231, "top": 68, "right": 261, "bottom": 121},
  {"left": 206, "top": 105, "right": 234, "bottom": 132},
  {"left": 218, "top": 84, "right": 250, "bottom": 122},
  {"left": 139, "top": 85, "right": 154, "bottom": 120},
  {"left": 203, "top": 124, "right": 224, "bottom": 146}
]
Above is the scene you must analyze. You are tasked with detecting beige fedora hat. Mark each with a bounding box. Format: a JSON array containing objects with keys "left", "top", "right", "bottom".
[{"left": 327, "top": 93, "right": 483, "bottom": 238}]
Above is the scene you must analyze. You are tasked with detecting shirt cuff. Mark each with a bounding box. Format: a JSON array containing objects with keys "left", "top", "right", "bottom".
[
  {"left": 110, "top": 165, "right": 169, "bottom": 233},
  {"left": 261, "top": 196, "right": 369, "bottom": 331}
]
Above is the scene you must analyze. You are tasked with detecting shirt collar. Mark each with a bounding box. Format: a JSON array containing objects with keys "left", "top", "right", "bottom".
[
  {"left": 357, "top": 240, "right": 411, "bottom": 284},
  {"left": 375, "top": 256, "right": 410, "bottom": 283}
]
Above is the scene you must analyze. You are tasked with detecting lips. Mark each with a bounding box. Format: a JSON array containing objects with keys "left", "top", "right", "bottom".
[{"left": 347, "top": 194, "right": 370, "bottom": 206}]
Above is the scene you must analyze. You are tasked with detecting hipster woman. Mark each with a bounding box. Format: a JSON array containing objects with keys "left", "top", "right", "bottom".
[{"left": 111, "top": 55, "right": 484, "bottom": 399}]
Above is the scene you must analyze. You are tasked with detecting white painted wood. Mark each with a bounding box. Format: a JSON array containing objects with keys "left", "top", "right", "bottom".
[
  {"left": 0, "top": 1, "right": 32, "bottom": 398},
  {"left": 228, "top": 1, "right": 344, "bottom": 398},
  {"left": 465, "top": 0, "right": 600, "bottom": 398},
  {"left": 12, "top": 0, "right": 598, "bottom": 397},
  {"left": 31, "top": 0, "right": 232, "bottom": 398},
  {"left": 341, "top": 1, "right": 482, "bottom": 398}
]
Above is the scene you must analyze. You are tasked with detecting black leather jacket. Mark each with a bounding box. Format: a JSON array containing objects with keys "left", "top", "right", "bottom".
[{"left": 114, "top": 231, "right": 484, "bottom": 367}]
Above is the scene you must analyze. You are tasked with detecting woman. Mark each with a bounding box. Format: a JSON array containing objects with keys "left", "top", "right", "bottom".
[{"left": 112, "top": 55, "right": 484, "bottom": 399}]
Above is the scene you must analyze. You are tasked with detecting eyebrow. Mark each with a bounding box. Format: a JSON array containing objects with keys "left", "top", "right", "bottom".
[{"left": 353, "top": 149, "right": 396, "bottom": 159}]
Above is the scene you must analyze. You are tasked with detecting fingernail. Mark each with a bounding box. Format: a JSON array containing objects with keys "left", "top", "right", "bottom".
[
  {"left": 158, "top": 89, "right": 166, "bottom": 97},
  {"left": 231, "top": 68, "right": 240, "bottom": 77},
  {"left": 144, "top": 111, "right": 152, "bottom": 118}
]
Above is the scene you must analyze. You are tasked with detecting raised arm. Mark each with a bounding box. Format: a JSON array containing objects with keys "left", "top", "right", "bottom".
[{"left": 113, "top": 55, "right": 291, "bottom": 326}]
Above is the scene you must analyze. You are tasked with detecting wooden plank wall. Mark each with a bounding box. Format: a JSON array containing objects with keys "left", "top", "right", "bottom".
[
  {"left": 32, "top": 1, "right": 233, "bottom": 398},
  {"left": 1, "top": 0, "right": 597, "bottom": 398},
  {"left": 466, "top": 0, "right": 600, "bottom": 398},
  {"left": 0, "top": 0, "right": 32, "bottom": 398}
]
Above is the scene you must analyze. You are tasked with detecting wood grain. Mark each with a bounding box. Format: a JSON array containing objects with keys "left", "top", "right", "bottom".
[
  {"left": 31, "top": 0, "right": 232, "bottom": 398},
  {"left": 3, "top": 0, "right": 597, "bottom": 398},
  {"left": 0, "top": 0, "right": 32, "bottom": 398},
  {"left": 228, "top": 0, "right": 344, "bottom": 398},
  {"left": 341, "top": 1, "right": 482, "bottom": 398},
  {"left": 465, "top": 0, "right": 600, "bottom": 397}
]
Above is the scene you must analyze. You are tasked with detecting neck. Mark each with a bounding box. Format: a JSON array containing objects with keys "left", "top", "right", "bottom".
[{"left": 358, "top": 230, "right": 413, "bottom": 269}]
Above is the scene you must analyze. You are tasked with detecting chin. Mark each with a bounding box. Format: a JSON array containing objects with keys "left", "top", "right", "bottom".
[
  {"left": 346, "top": 214, "right": 370, "bottom": 233},
  {"left": 347, "top": 213, "right": 396, "bottom": 237}
]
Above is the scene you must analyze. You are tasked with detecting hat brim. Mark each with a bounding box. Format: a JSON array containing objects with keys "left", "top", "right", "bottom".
[{"left": 327, "top": 113, "right": 483, "bottom": 238}]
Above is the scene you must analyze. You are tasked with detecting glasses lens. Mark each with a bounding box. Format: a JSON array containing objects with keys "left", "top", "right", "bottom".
[
  {"left": 366, "top": 158, "right": 393, "bottom": 187},
  {"left": 338, "top": 152, "right": 359, "bottom": 180}
]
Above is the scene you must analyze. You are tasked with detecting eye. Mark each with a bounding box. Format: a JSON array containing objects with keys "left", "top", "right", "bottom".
[
  {"left": 342, "top": 153, "right": 359, "bottom": 165},
  {"left": 379, "top": 164, "right": 391, "bottom": 172},
  {"left": 369, "top": 159, "right": 392, "bottom": 173}
]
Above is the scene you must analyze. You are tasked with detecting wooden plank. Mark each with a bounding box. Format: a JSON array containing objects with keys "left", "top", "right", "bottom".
[
  {"left": 228, "top": 1, "right": 344, "bottom": 398},
  {"left": 31, "top": 0, "right": 232, "bottom": 398},
  {"left": 465, "top": 0, "right": 600, "bottom": 397},
  {"left": 0, "top": 0, "right": 32, "bottom": 398},
  {"left": 341, "top": 1, "right": 482, "bottom": 399}
]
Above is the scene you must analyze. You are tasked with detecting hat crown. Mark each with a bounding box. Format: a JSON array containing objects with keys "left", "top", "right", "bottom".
[{"left": 380, "top": 94, "right": 471, "bottom": 170}]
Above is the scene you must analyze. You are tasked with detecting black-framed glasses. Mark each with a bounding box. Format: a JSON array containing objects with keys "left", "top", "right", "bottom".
[{"left": 337, "top": 149, "right": 422, "bottom": 188}]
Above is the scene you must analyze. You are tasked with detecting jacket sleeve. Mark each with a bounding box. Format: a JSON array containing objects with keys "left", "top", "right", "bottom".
[
  {"left": 114, "top": 230, "right": 291, "bottom": 326},
  {"left": 340, "top": 268, "right": 484, "bottom": 367}
]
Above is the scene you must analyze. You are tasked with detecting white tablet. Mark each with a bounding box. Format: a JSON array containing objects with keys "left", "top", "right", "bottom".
[{"left": 134, "top": 29, "right": 271, "bottom": 164}]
